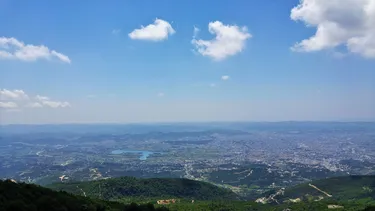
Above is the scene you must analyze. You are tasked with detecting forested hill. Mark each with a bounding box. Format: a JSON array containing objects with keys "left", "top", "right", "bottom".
[
  {"left": 2, "top": 177, "right": 375, "bottom": 211},
  {"left": 0, "top": 179, "right": 168, "bottom": 211},
  {"left": 47, "top": 177, "right": 239, "bottom": 201},
  {"left": 280, "top": 175, "right": 375, "bottom": 201}
]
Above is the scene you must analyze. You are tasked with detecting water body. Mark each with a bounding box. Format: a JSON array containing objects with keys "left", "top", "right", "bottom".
[{"left": 111, "top": 150, "right": 154, "bottom": 160}]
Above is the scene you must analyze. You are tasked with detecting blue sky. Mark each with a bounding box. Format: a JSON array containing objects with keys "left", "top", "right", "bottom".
[{"left": 0, "top": 0, "right": 374, "bottom": 124}]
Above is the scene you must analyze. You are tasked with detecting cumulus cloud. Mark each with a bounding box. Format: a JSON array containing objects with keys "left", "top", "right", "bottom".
[
  {"left": 0, "top": 89, "right": 28, "bottom": 100},
  {"left": 0, "top": 102, "right": 18, "bottom": 109},
  {"left": 291, "top": 0, "right": 375, "bottom": 58},
  {"left": 0, "top": 89, "right": 70, "bottom": 110},
  {"left": 129, "top": 19, "right": 175, "bottom": 41},
  {"left": 0, "top": 37, "right": 71, "bottom": 63},
  {"left": 192, "top": 21, "right": 252, "bottom": 60},
  {"left": 221, "top": 75, "right": 230, "bottom": 80}
]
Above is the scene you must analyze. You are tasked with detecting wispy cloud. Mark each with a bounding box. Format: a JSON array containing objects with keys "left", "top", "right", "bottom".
[
  {"left": 33, "top": 94, "right": 71, "bottom": 108},
  {"left": 0, "top": 37, "right": 71, "bottom": 63},
  {"left": 0, "top": 101, "right": 18, "bottom": 109},
  {"left": 0, "top": 89, "right": 71, "bottom": 110},
  {"left": 193, "top": 26, "right": 200, "bottom": 39},
  {"left": 26, "top": 102, "right": 43, "bottom": 108},
  {"left": 221, "top": 75, "right": 230, "bottom": 80},
  {"left": 35, "top": 95, "right": 49, "bottom": 101},
  {"left": 40, "top": 100, "right": 70, "bottom": 108},
  {"left": 0, "top": 89, "right": 28, "bottom": 100}
]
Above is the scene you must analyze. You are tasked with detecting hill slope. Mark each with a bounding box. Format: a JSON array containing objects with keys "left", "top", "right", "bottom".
[
  {"left": 279, "top": 175, "right": 375, "bottom": 201},
  {"left": 0, "top": 179, "right": 166, "bottom": 211},
  {"left": 2, "top": 177, "right": 375, "bottom": 211},
  {"left": 48, "top": 177, "right": 239, "bottom": 201}
]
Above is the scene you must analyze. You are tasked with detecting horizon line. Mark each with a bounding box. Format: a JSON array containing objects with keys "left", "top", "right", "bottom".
[{"left": 1, "top": 120, "right": 375, "bottom": 126}]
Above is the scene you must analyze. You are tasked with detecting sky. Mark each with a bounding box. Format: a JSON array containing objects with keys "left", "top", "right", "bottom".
[{"left": 0, "top": 0, "right": 375, "bottom": 124}]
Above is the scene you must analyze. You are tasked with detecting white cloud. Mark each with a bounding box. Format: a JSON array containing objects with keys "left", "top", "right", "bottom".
[
  {"left": 193, "top": 26, "right": 200, "bottom": 39},
  {"left": 0, "top": 51, "right": 13, "bottom": 58},
  {"left": 0, "top": 102, "right": 18, "bottom": 109},
  {"left": 26, "top": 102, "right": 43, "bottom": 108},
  {"left": 0, "top": 37, "right": 71, "bottom": 63},
  {"left": 291, "top": 0, "right": 375, "bottom": 58},
  {"left": 128, "top": 18, "right": 175, "bottom": 41},
  {"left": 40, "top": 100, "right": 71, "bottom": 108},
  {"left": 0, "top": 89, "right": 70, "bottom": 110},
  {"left": 112, "top": 29, "right": 121, "bottom": 35},
  {"left": 0, "top": 89, "right": 28, "bottom": 100},
  {"left": 221, "top": 75, "right": 230, "bottom": 80},
  {"left": 51, "top": 50, "right": 71, "bottom": 63},
  {"left": 34, "top": 95, "right": 70, "bottom": 108},
  {"left": 35, "top": 95, "right": 49, "bottom": 101},
  {"left": 210, "top": 83, "right": 216, "bottom": 87},
  {"left": 157, "top": 92, "right": 165, "bottom": 97},
  {"left": 192, "top": 21, "right": 252, "bottom": 60}
]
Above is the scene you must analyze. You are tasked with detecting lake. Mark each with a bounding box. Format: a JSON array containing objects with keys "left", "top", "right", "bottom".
[{"left": 111, "top": 149, "right": 154, "bottom": 160}]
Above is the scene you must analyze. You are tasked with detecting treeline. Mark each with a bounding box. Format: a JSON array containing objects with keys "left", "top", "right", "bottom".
[{"left": 48, "top": 177, "right": 239, "bottom": 201}]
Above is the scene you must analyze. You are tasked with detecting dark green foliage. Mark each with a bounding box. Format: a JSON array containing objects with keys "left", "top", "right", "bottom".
[
  {"left": 363, "top": 206, "right": 375, "bottom": 211},
  {"left": 123, "top": 203, "right": 170, "bottom": 211},
  {"left": 2, "top": 176, "right": 375, "bottom": 211},
  {"left": 156, "top": 200, "right": 375, "bottom": 211},
  {"left": 0, "top": 180, "right": 167, "bottom": 211},
  {"left": 48, "top": 177, "right": 239, "bottom": 201}
]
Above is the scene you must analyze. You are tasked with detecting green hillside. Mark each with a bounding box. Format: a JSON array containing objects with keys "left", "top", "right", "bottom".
[
  {"left": 47, "top": 177, "right": 239, "bottom": 201},
  {"left": 0, "top": 179, "right": 167, "bottom": 211},
  {"left": 279, "top": 175, "right": 375, "bottom": 201},
  {"left": 3, "top": 176, "right": 375, "bottom": 211}
]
